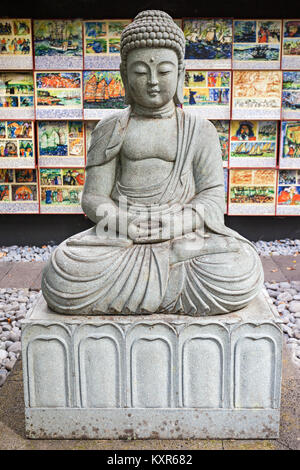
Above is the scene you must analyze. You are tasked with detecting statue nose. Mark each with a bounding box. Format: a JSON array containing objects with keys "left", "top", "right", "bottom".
[{"left": 148, "top": 72, "right": 159, "bottom": 86}]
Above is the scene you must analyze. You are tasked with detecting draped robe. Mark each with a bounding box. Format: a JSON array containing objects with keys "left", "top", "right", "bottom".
[{"left": 42, "top": 107, "right": 263, "bottom": 315}]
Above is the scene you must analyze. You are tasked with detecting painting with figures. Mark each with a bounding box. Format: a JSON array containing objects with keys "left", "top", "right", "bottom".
[
  {"left": 0, "top": 72, "right": 34, "bottom": 119},
  {"left": 229, "top": 120, "right": 277, "bottom": 167},
  {"left": 282, "top": 71, "right": 300, "bottom": 119},
  {"left": 232, "top": 70, "right": 282, "bottom": 119},
  {"left": 183, "top": 70, "right": 231, "bottom": 119},
  {"left": 183, "top": 18, "right": 232, "bottom": 69},
  {"left": 279, "top": 121, "right": 300, "bottom": 168},
  {"left": 0, "top": 168, "right": 38, "bottom": 213},
  {"left": 37, "top": 121, "right": 85, "bottom": 167},
  {"left": 282, "top": 20, "right": 300, "bottom": 69},
  {"left": 0, "top": 19, "right": 32, "bottom": 69},
  {"left": 34, "top": 20, "right": 83, "bottom": 69},
  {"left": 228, "top": 168, "right": 276, "bottom": 215},
  {"left": 233, "top": 20, "right": 281, "bottom": 69},
  {"left": 35, "top": 72, "right": 83, "bottom": 119},
  {"left": 0, "top": 121, "right": 35, "bottom": 168},
  {"left": 39, "top": 167, "right": 85, "bottom": 213},
  {"left": 277, "top": 169, "right": 300, "bottom": 215},
  {"left": 84, "top": 20, "right": 131, "bottom": 69}
]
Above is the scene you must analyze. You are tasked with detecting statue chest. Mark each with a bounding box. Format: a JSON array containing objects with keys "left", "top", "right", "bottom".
[{"left": 121, "top": 116, "right": 177, "bottom": 162}]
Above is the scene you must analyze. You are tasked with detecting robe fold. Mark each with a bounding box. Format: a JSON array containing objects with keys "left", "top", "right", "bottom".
[{"left": 42, "top": 107, "right": 263, "bottom": 315}]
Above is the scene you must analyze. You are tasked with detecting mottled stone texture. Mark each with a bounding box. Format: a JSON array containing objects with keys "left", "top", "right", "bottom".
[{"left": 22, "top": 290, "right": 282, "bottom": 439}]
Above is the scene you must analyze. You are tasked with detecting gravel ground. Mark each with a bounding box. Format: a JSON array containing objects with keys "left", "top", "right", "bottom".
[
  {"left": 0, "top": 245, "right": 56, "bottom": 262},
  {"left": 265, "top": 281, "right": 300, "bottom": 365},
  {"left": 254, "top": 239, "right": 300, "bottom": 256},
  {"left": 0, "top": 289, "right": 40, "bottom": 386}
]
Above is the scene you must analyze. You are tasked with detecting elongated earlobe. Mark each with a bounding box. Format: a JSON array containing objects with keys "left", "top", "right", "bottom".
[
  {"left": 120, "top": 63, "right": 133, "bottom": 105},
  {"left": 174, "top": 67, "right": 185, "bottom": 105}
]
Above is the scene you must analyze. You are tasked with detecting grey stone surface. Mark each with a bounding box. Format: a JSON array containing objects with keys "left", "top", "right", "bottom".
[
  {"left": 22, "top": 290, "right": 282, "bottom": 439},
  {"left": 41, "top": 10, "right": 263, "bottom": 316}
]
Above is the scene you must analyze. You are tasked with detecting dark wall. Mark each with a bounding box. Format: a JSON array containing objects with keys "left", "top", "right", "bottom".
[
  {"left": 0, "top": 215, "right": 299, "bottom": 245},
  {"left": 0, "top": 0, "right": 290, "bottom": 19}
]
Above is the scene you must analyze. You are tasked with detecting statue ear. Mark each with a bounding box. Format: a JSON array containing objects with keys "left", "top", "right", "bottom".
[
  {"left": 120, "top": 63, "right": 133, "bottom": 105},
  {"left": 174, "top": 67, "right": 185, "bottom": 106}
]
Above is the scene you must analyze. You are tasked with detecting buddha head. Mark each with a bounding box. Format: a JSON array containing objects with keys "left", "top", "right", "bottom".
[{"left": 120, "top": 10, "right": 185, "bottom": 108}]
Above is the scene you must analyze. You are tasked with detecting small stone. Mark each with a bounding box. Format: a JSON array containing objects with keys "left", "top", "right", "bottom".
[
  {"left": 16, "top": 313, "right": 25, "bottom": 320},
  {"left": 279, "top": 282, "right": 291, "bottom": 289},
  {"left": 277, "top": 304, "right": 288, "bottom": 313},
  {"left": 277, "top": 292, "right": 293, "bottom": 302},
  {"left": 9, "top": 332, "right": 19, "bottom": 342},
  {"left": 0, "top": 349, "right": 8, "bottom": 360},
  {"left": 265, "top": 283, "right": 279, "bottom": 290},
  {"left": 282, "top": 325, "right": 293, "bottom": 337},
  {"left": 2, "top": 324, "right": 11, "bottom": 332},
  {"left": 2, "top": 358, "right": 15, "bottom": 371},
  {"left": 288, "top": 301, "right": 300, "bottom": 313},
  {"left": 7, "top": 342, "right": 21, "bottom": 354},
  {"left": 0, "top": 370, "right": 8, "bottom": 386},
  {"left": 267, "top": 290, "right": 278, "bottom": 298},
  {"left": 294, "top": 330, "right": 300, "bottom": 340}
]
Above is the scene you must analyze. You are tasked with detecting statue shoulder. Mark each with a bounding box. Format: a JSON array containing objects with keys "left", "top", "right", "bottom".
[
  {"left": 180, "top": 109, "right": 218, "bottom": 137},
  {"left": 90, "top": 111, "right": 124, "bottom": 146},
  {"left": 87, "top": 108, "right": 130, "bottom": 168}
]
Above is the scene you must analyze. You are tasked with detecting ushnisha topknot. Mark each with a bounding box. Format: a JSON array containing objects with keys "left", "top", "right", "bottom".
[{"left": 120, "top": 10, "right": 185, "bottom": 71}]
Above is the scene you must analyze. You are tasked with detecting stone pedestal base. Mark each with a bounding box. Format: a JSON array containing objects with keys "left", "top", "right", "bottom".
[{"left": 22, "top": 289, "right": 283, "bottom": 439}]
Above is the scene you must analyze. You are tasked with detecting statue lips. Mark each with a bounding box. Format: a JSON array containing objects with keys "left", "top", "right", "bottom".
[{"left": 147, "top": 90, "right": 160, "bottom": 97}]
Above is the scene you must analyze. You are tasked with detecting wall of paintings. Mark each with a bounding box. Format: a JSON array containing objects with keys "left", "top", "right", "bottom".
[{"left": 0, "top": 17, "right": 300, "bottom": 216}]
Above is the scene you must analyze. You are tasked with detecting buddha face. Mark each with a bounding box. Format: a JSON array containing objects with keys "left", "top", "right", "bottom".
[{"left": 125, "top": 48, "right": 178, "bottom": 108}]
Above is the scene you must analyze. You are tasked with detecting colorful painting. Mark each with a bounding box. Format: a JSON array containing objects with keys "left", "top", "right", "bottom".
[
  {"left": 83, "top": 71, "right": 126, "bottom": 118},
  {"left": 0, "top": 19, "right": 32, "bottom": 69},
  {"left": 0, "top": 169, "right": 13, "bottom": 183},
  {"left": 233, "top": 20, "right": 281, "bottom": 68},
  {"left": 183, "top": 71, "right": 231, "bottom": 119},
  {"left": 228, "top": 168, "right": 276, "bottom": 214},
  {"left": 282, "top": 72, "right": 300, "bottom": 118},
  {"left": 35, "top": 72, "right": 82, "bottom": 119},
  {"left": 84, "top": 20, "right": 131, "bottom": 69},
  {"left": 34, "top": 20, "right": 83, "bottom": 69},
  {"left": 37, "top": 121, "right": 85, "bottom": 167},
  {"left": 0, "top": 168, "right": 38, "bottom": 213},
  {"left": 210, "top": 120, "right": 229, "bottom": 166},
  {"left": 0, "top": 72, "right": 34, "bottom": 118},
  {"left": 0, "top": 120, "right": 35, "bottom": 168},
  {"left": 277, "top": 169, "right": 300, "bottom": 214},
  {"left": 39, "top": 167, "right": 85, "bottom": 213},
  {"left": 183, "top": 19, "right": 232, "bottom": 68},
  {"left": 232, "top": 71, "right": 282, "bottom": 119},
  {"left": 224, "top": 168, "right": 228, "bottom": 209},
  {"left": 282, "top": 20, "right": 300, "bottom": 69},
  {"left": 229, "top": 120, "right": 277, "bottom": 167},
  {"left": 280, "top": 121, "right": 300, "bottom": 168}
]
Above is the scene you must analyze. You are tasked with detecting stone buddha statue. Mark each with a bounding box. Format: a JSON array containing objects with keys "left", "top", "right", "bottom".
[{"left": 42, "top": 10, "right": 263, "bottom": 316}]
